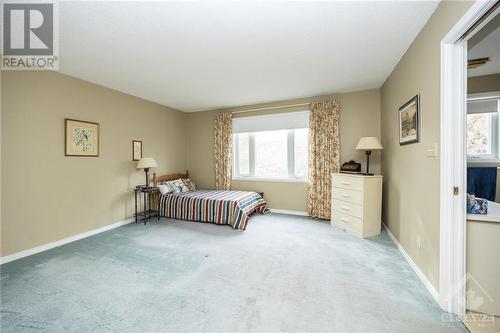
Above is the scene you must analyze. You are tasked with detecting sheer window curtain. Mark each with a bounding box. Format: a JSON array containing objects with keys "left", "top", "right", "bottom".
[
  {"left": 214, "top": 113, "right": 233, "bottom": 190},
  {"left": 307, "top": 100, "right": 340, "bottom": 219}
]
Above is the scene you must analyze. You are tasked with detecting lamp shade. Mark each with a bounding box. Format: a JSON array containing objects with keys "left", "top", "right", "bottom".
[
  {"left": 137, "top": 157, "right": 158, "bottom": 169},
  {"left": 356, "top": 137, "right": 383, "bottom": 150}
]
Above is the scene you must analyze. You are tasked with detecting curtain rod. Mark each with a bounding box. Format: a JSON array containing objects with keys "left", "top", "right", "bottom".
[{"left": 231, "top": 102, "right": 310, "bottom": 114}]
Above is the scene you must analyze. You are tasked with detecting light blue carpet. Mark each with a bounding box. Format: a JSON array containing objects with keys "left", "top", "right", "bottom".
[{"left": 1, "top": 214, "right": 466, "bottom": 332}]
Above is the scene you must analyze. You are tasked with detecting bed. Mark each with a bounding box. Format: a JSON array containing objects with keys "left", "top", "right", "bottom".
[{"left": 153, "top": 172, "right": 269, "bottom": 230}]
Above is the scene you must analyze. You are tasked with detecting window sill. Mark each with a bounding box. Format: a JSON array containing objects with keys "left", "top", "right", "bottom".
[
  {"left": 467, "top": 158, "right": 500, "bottom": 164},
  {"left": 232, "top": 177, "right": 308, "bottom": 183}
]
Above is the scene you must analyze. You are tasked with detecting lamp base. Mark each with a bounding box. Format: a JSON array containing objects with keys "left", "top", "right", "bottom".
[
  {"left": 364, "top": 150, "right": 372, "bottom": 175},
  {"left": 144, "top": 168, "right": 150, "bottom": 188}
]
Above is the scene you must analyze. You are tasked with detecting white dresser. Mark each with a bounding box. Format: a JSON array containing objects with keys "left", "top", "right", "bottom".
[{"left": 331, "top": 173, "right": 383, "bottom": 238}]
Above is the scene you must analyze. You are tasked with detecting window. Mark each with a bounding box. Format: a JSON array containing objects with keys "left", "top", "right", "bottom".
[
  {"left": 294, "top": 128, "right": 308, "bottom": 178},
  {"left": 233, "top": 129, "right": 308, "bottom": 180},
  {"left": 232, "top": 111, "right": 309, "bottom": 181},
  {"left": 467, "top": 113, "right": 495, "bottom": 156},
  {"left": 254, "top": 130, "right": 288, "bottom": 177},
  {"left": 237, "top": 133, "right": 250, "bottom": 174},
  {"left": 467, "top": 95, "right": 500, "bottom": 160}
]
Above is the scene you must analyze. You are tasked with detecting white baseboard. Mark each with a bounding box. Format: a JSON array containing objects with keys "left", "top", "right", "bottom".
[
  {"left": 0, "top": 217, "right": 134, "bottom": 265},
  {"left": 382, "top": 223, "right": 440, "bottom": 304},
  {"left": 269, "top": 209, "right": 309, "bottom": 216}
]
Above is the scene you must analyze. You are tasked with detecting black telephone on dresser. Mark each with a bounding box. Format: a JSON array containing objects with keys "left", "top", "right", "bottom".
[{"left": 340, "top": 160, "right": 361, "bottom": 173}]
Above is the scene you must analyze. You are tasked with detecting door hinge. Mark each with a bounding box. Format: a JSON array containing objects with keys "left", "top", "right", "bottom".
[{"left": 453, "top": 186, "right": 459, "bottom": 195}]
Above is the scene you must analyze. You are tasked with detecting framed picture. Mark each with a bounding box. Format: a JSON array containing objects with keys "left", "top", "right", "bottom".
[
  {"left": 65, "top": 119, "right": 99, "bottom": 156},
  {"left": 399, "top": 95, "right": 420, "bottom": 145},
  {"left": 132, "top": 140, "right": 143, "bottom": 161}
]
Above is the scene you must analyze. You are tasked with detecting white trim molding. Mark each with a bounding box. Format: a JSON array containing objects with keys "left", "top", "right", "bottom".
[
  {"left": 0, "top": 218, "right": 134, "bottom": 265},
  {"left": 440, "top": 34, "right": 468, "bottom": 315},
  {"left": 439, "top": 0, "right": 499, "bottom": 315},
  {"left": 269, "top": 209, "right": 309, "bottom": 216},
  {"left": 383, "top": 224, "right": 440, "bottom": 303}
]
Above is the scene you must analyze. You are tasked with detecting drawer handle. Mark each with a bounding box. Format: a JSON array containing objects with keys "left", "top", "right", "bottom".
[
  {"left": 341, "top": 206, "right": 350, "bottom": 211},
  {"left": 341, "top": 218, "right": 349, "bottom": 222},
  {"left": 341, "top": 194, "right": 350, "bottom": 198},
  {"left": 341, "top": 181, "right": 351, "bottom": 185}
]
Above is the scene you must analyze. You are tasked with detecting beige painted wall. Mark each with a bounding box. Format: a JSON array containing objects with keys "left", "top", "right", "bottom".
[
  {"left": 380, "top": 1, "right": 473, "bottom": 290},
  {"left": 1, "top": 71, "right": 187, "bottom": 256},
  {"left": 187, "top": 89, "right": 380, "bottom": 212},
  {"left": 466, "top": 220, "right": 500, "bottom": 316},
  {"left": 468, "top": 73, "right": 500, "bottom": 94},
  {"left": 0, "top": 69, "right": 2, "bottom": 250}
]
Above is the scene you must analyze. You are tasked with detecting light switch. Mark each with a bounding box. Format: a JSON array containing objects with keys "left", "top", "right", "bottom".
[{"left": 425, "top": 143, "right": 438, "bottom": 157}]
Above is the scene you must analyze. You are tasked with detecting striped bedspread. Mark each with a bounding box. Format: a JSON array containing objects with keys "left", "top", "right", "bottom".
[{"left": 158, "top": 190, "right": 269, "bottom": 230}]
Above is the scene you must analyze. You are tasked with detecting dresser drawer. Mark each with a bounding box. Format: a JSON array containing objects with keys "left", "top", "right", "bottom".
[
  {"left": 332, "top": 199, "right": 363, "bottom": 219},
  {"left": 332, "top": 187, "right": 363, "bottom": 205},
  {"left": 332, "top": 174, "right": 364, "bottom": 191},
  {"left": 331, "top": 210, "right": 363, "bottom": 233}
]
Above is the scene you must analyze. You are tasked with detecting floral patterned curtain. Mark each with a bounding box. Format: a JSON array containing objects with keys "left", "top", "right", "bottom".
[
  {"left": 308, "top": 100, "right": 340, "bottom": 219},
  {"left": 214, "top": 113, "right": 233, "bottom": 190}
]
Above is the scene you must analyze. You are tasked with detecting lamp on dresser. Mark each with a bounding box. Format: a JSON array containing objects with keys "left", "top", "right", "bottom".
[
  {"left": 356, "top": 137, "right": 383, "bottom": 176},
  {"left": 137, "top": 157, "right": 158, "bottom": 188}
]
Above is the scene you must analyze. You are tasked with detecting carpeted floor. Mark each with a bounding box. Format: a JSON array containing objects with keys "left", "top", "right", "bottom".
[{"left": 1, "top": 213, "right": 467, "bottom": 333}]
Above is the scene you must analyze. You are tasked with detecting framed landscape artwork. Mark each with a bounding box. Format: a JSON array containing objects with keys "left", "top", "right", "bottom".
[
  {"left": 132, "top": 140, "right": 143, "bottom": 161},
  {"left": 399, "top": 95, "right": 420, "bottom": 145},
  {"left": 65, "top": 119, "right": 100, "bottom": 156}
]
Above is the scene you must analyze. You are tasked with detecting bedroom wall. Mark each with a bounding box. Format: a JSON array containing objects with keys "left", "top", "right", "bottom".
[
  {"left": 380, "top": 0, "right": 473, "bottom": 290},
  {"left": 0, "top": 70, "right": 2, "bottom": 249},
  {"left": 187, "top": 89, "right": 380, "bottom": 213},
  {"left": 1, "top": 71, "right": 187, "bottom": 257}
]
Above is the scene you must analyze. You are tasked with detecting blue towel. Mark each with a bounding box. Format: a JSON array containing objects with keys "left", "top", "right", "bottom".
[{"left": 467, "top": 167, "right": 497, "bottom": 201}]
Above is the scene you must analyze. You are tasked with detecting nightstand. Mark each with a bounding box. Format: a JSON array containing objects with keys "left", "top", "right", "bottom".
[{"left": 134, "top": 186, "right": 159, "bottom": 225}]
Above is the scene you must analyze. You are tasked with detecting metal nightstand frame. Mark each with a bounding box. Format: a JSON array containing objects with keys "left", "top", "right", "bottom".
[{"left": 134, "top": 186, "right": 159, "bottom": 225}]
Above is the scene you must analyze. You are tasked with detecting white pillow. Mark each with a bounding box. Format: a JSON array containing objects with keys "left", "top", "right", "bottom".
[
  {"left": 164, "top": 180, "right": 181, "bottom": 194},
  {"left": 158, "top": 184, "right": 172, "bottom": 195}
]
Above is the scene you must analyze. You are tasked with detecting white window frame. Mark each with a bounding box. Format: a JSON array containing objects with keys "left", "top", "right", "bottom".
[
  {"left": 233, "top": 129, "right": 308, "bottom": 182},
  {"left": 466, "top": 92, "right": 500, "bottom": 162}
]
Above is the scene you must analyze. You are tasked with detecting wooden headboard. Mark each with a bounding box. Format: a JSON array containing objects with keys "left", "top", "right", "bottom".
[
  {"left": 153, "top": 170, "right": 189, "bottom": 186},
  {"left": 152, "top": 170, "right": 189, "bottom": 209}
]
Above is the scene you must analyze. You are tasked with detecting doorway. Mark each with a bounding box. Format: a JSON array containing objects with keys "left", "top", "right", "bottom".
[{"left": 440, "top": 0, "right": 499, "bottom": 331}]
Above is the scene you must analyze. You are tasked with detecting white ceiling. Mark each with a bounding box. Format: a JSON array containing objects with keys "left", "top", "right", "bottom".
[
  {"left": 59, "top": 1, "right": 439, "bottom": 112},
  {"left": 468, "top": 14, "right": 500, "bottom": 77}
]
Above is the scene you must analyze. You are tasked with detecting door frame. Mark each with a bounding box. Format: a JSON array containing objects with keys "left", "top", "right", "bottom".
[{"left": 440, "top": 0, "right": 499, "bottom": 315}]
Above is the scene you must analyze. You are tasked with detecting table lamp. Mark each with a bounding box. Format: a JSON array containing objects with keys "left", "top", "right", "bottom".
[
  {"left": 356, "top": 137, "right": 383, "bottom": 176},
  {"left": 137, "top": 157, "right": 157, "bottom": 188}
]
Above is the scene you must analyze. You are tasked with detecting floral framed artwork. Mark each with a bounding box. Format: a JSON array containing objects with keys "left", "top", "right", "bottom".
[
  {"left": 132, "top": 140, "right": 143, "bottom": 161},
  {"left": 65, "top": 119, "right": 100, "bottom": 156},
  {"left": 399, "top": 95, "right": 420, "bottom": 145}
]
